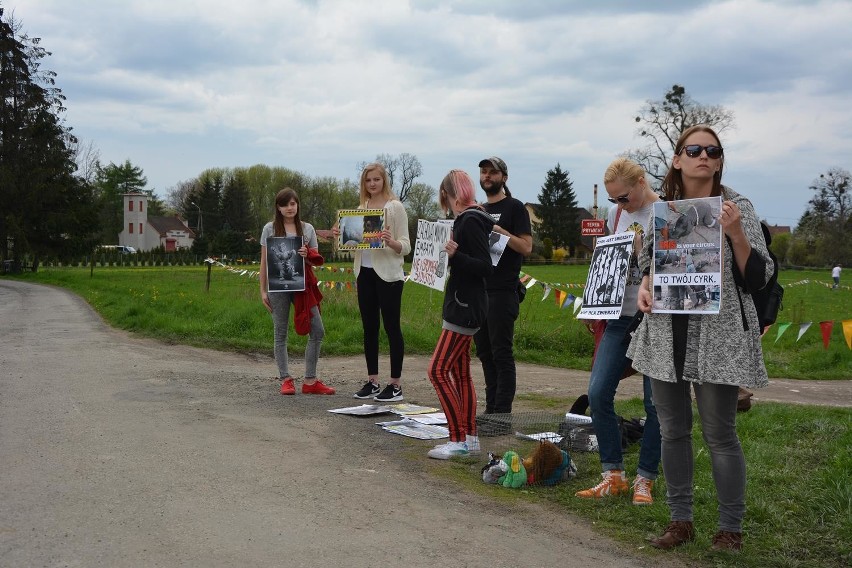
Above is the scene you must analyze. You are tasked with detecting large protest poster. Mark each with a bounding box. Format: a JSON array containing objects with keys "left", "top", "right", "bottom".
[
  {"left": 651, "top": 196, "right": 723, "bottom": 313},
  {"left": 409, "top": 219, "right": 451, "bottom": 291},
  {"left": 266, "top": 236, "right": 306, "bottom": 292},
  {"left": 577, "top": 232, "right": 634, "bottom": 320},
  {"left": 337, "top": 209, "right": 385, "bottom": 250}
]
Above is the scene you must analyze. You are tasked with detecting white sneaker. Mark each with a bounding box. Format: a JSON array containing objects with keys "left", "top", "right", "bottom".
[
  {"left": 427, "top": 441, "right": 469, "bottom": 460},
  {"left": 464, "top": 435, "right": 481, "bottom": 454}
]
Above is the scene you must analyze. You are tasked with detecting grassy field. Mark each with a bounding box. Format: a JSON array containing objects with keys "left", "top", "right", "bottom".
[
  {"left": 3, "top": 265, "right": 850, "bottom": 566},
  {"left": 4, "top": 263, "right": 850, "bottom": 379}
]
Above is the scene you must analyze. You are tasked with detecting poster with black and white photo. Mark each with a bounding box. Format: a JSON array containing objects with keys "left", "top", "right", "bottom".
[
  {"left": 266, "top": 236, "right": 306, "bottom": 292},
  {"left": 488, "top": 231, "right": 510, "bottom": 266},
  {"left": 651, "top": 196, "right": 723, "bottom": 313},
  {"left": 577, "top": 232, "right": 634, "bottom": 320},
  {"left": 337, "top": 209, "right": 385, "bottom": 250}
]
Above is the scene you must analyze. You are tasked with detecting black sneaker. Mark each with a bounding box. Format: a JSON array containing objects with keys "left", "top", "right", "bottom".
[
  {"left": 374, "top": 384, "right": 403, "bottom": 402},
  {"left": 354, "top": 381, "right": 381, "bottom": 399}
]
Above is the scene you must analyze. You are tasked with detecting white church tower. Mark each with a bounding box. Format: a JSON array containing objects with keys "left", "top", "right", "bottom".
[{"left": 120, "top": 192, "right": 148, "bottom": 251}]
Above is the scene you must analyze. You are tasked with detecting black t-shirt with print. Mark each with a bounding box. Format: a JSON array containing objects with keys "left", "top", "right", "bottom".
[{"left": 483, "top": 196, "right": 532, "bottom": 291}]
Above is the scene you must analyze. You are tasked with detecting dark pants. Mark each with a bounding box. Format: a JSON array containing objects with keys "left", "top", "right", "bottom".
[
  {"left": 473, "top": 288, "right": 519, "bottom": 414},
  {"left": 357, "top": 267, "right": 404, "bottom": 379}
]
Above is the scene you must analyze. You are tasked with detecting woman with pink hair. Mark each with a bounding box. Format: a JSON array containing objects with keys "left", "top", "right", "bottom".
[{"left": 426, "top": 170, "right": 494, "bottom": 459}]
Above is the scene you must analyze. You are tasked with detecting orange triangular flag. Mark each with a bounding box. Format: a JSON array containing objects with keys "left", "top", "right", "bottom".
[{"left": 842, "top": 319, "right": 852, "bottom": 350}]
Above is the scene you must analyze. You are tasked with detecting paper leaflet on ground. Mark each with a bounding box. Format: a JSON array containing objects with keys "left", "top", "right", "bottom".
[
  {"left": 375, "top": 418, "right": 450, "bottom": 440},
  {"left": 405, "top": 412, "right": 447, "bottom": 425},
  {"left": 515, "top": 431, "right": 564, "bottom": 443},
  {"left": 563, "top": 412, "right": 593, "bottom": 425},
  {"left": 386, "top": 403, "right": 441, "bottom": 415},
  {"left": 327, "top": 404, "right": 392, "bottom": 416},
  {"left": 652, "top": 197, "right": 723, "bottom": 314},
  {"left": 577, "top": 232, "right": 634, "bottom": 320}
]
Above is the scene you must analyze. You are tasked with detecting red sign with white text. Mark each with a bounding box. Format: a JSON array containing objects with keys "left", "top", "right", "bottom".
[{"left": 581, "top": 219, "right": 606, "bottom": 236}]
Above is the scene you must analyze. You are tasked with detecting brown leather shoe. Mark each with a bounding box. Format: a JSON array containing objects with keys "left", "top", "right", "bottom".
[
  {"left": 649, "top": 521, "right": 695, "bottom": 549},
  {"left": 710, "top": 530, "right": 743, "bottom": 552}
]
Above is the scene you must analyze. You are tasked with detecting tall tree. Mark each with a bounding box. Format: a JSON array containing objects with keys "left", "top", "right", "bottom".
[
  {"left": 221, "top": 170, "right": 252, "bottom": 233},
  {"left": 0, "top": 8, "right": 99, "bottom": 267},
  {"left": 357, "top": 152, "right": 422, "bottom": 203},
  {"left": 535, "top": 163, "right": 580, "bottom": 255},
  {"left": 790, "top": 167, "right": 851, "bottom": 266},
  {"left": 628, "top": 84, "right": 735, "bottom": 185}
]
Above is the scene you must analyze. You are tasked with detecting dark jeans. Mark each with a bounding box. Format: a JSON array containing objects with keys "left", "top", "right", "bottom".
[
  {"left": 651, "top": 378, "right": 745, "bottom": 532},
  {"left": 473, "top": 288, "right": 519, "bottom": 414},
  {"left": 357, "top": 267, "right": 404, "bottom": 379}
]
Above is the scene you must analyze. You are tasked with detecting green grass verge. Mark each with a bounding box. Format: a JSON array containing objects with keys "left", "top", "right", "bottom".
[
  {"left": 434, "top": 397, "right": 852, "bottom": 568},
  {"left": 4, "top": 263, "right": 849, "bottom": 378}
]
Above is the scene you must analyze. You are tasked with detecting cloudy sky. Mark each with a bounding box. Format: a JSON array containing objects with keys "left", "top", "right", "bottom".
[{"left": 11, "top": 0, "right": 852, "bottom": 226}]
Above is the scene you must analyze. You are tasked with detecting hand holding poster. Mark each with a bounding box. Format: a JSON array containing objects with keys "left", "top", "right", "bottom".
[
  {"left": 577, "top": 232, "right": 634, "bottom": 319},
  {"left": 488, "top": 231, "right": 510, "bottom": 266},
  {"left": 337, "top": 209, "right": 385, "bottom": 250},
  {"left": 651, "top": 196, "right": 723, "bottom": 313},
  {"left": 409, "top": 219, "right": 451, "bottom": 291}
]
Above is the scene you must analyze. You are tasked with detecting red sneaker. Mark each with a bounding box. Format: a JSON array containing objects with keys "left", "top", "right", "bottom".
[
  {"left": 280, "top": 377, "right": 295, "bottom": 395},
  {"left": 302, "top": 380, "right": 335, "bottom": 395}
]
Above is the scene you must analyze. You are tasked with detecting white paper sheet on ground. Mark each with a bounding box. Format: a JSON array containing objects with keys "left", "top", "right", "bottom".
[
  {"left": 327, "top": 404, "right": 392, "bottom": 415},
  {"left": 380, "top": 421, "right": 450, "bottom": 440},
  {"left": 406, "top": 412, "right": 447, "bottom": 425},
  {"left": 515, "top": 431, "right": 564, "bottom": 443},
  {"left": 564, "top": 412, "right": 593, "bottom": 425},
  {"left": 386, "top": 403, "right": 440, "bottom": 415}
]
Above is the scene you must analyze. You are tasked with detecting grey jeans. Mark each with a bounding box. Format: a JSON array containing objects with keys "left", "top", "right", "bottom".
[
  {"left": 269, "top": 292, "right": 324, "bottom": 379},
  {"left": 650, "top": 378, "right": 745, "bottom": 533}
]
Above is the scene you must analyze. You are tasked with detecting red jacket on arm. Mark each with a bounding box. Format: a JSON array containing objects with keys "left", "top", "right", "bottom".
[{"left": 293, "top": 247, "right": 324, "bottom": 335}]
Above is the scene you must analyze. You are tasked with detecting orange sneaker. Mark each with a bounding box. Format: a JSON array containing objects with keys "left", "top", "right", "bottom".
[
  {"left": 302, "top": 380, "right": 335, "bottom": 395},
  {"left": 280, "top": 377, "right": 295, "bottom": 395},
  {"left": 575, "top": 470, "right": 629, "bottom": 499},
  {"left": 632, "top": 475, "right": 654, "bottom": 505}
]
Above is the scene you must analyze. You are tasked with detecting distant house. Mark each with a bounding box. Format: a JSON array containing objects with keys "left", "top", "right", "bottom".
[
  {"left": 118, "top": 193, "right": 196, "bottom": 252},
  {"left": 763, "top": 222, "right": 791, "bottom": 240},
  {"left": 524, "top": 203, "right": 596, "bottom": 259}
]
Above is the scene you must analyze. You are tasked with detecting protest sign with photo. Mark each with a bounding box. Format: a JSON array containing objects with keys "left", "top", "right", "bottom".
[
  {"left": 266, "top": 236, "right": 306, "bottom": 292},
  {"left": 651, "top": 196, "right": 723, "bottom": 314},
  {"left": 577, "top": 232, "right": 634, "bottom": 319},
  {"left": 337, "top": 209, "right": 385, "bottom": 250}
]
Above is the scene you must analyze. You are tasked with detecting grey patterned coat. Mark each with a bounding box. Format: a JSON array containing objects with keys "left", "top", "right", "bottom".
[{"left": 626, "top": 187, "right": 771, "bottom": 388}]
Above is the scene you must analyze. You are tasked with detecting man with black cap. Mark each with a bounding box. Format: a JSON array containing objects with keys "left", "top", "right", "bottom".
[{"left": 474, "top": 156, "right": 532, "bottom": 422}]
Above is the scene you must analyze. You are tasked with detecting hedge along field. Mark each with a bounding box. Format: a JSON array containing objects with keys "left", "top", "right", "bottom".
[{"left": 5, "top": 264, "right": 850, "bottom": 379}]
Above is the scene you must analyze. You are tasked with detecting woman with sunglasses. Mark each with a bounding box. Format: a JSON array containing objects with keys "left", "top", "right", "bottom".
[
  {"left": 628, "top": 125, "right": 772, "bottom": 552},
  {"left": 575, "top": 158, "right": 662, "bottom": 505}
]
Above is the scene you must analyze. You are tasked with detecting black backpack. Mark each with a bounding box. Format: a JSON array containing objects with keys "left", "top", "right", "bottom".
[{"left": 730, "top": 223, "right": 784, "bottom": 330}]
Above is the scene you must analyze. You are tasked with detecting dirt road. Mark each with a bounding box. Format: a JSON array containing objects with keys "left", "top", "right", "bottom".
[{"left": 1, "top": 280, "right": 847, "bottom": 567}]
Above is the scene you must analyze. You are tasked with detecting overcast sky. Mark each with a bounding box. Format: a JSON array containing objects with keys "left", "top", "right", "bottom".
[{"left": 11, "top": 0, "right": 852, "bottom": 226}]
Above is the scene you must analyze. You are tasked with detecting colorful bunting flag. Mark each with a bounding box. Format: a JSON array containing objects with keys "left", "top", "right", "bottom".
[
  {"left": 819, "top": 321, "right": 834, "bottom": 350},
  {"left": 843, "top": 319, "right": 852, "bottom": 350},
  {"left": 796, "top": 322, "right": 812, "bottom": 342}
]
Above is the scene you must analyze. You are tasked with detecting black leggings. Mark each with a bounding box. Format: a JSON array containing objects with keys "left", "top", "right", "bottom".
[{"left": 357, "top": 267, "right": 404, "bottom": 379}]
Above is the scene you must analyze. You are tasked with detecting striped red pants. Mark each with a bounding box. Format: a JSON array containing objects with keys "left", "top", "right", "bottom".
[{"left": 427, "top": 329, "right": 478, "bottom": 442}]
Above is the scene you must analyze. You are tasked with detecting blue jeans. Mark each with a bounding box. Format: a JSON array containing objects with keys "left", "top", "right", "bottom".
[{"left": 587, "top": 316, "right": 661, "bottom": 479}]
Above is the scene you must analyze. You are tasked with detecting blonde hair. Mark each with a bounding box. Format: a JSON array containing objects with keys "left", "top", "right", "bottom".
[
  {"left": 603, "top": 157, "right": 647, "bottom": 187},
  {"left": 358, "top": 163, "right": 396, "bottom": 207}
]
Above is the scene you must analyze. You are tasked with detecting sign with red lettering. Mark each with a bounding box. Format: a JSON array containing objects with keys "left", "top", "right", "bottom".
[{"left": 581, "top": 219, "right": 606, "bottom": 236}]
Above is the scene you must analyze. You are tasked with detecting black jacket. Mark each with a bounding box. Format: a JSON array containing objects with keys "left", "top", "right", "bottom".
[{"left": 443, "top": 207, "right": 495, "bottom": 333}]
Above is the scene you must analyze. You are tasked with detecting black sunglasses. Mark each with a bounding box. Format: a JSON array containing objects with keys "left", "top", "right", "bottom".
[
  {"left": 607, "top": 183, "right": 636, "bottom": 204},
  {"left": 681, "top": 144, "right": 723, "bottom": 159}
]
